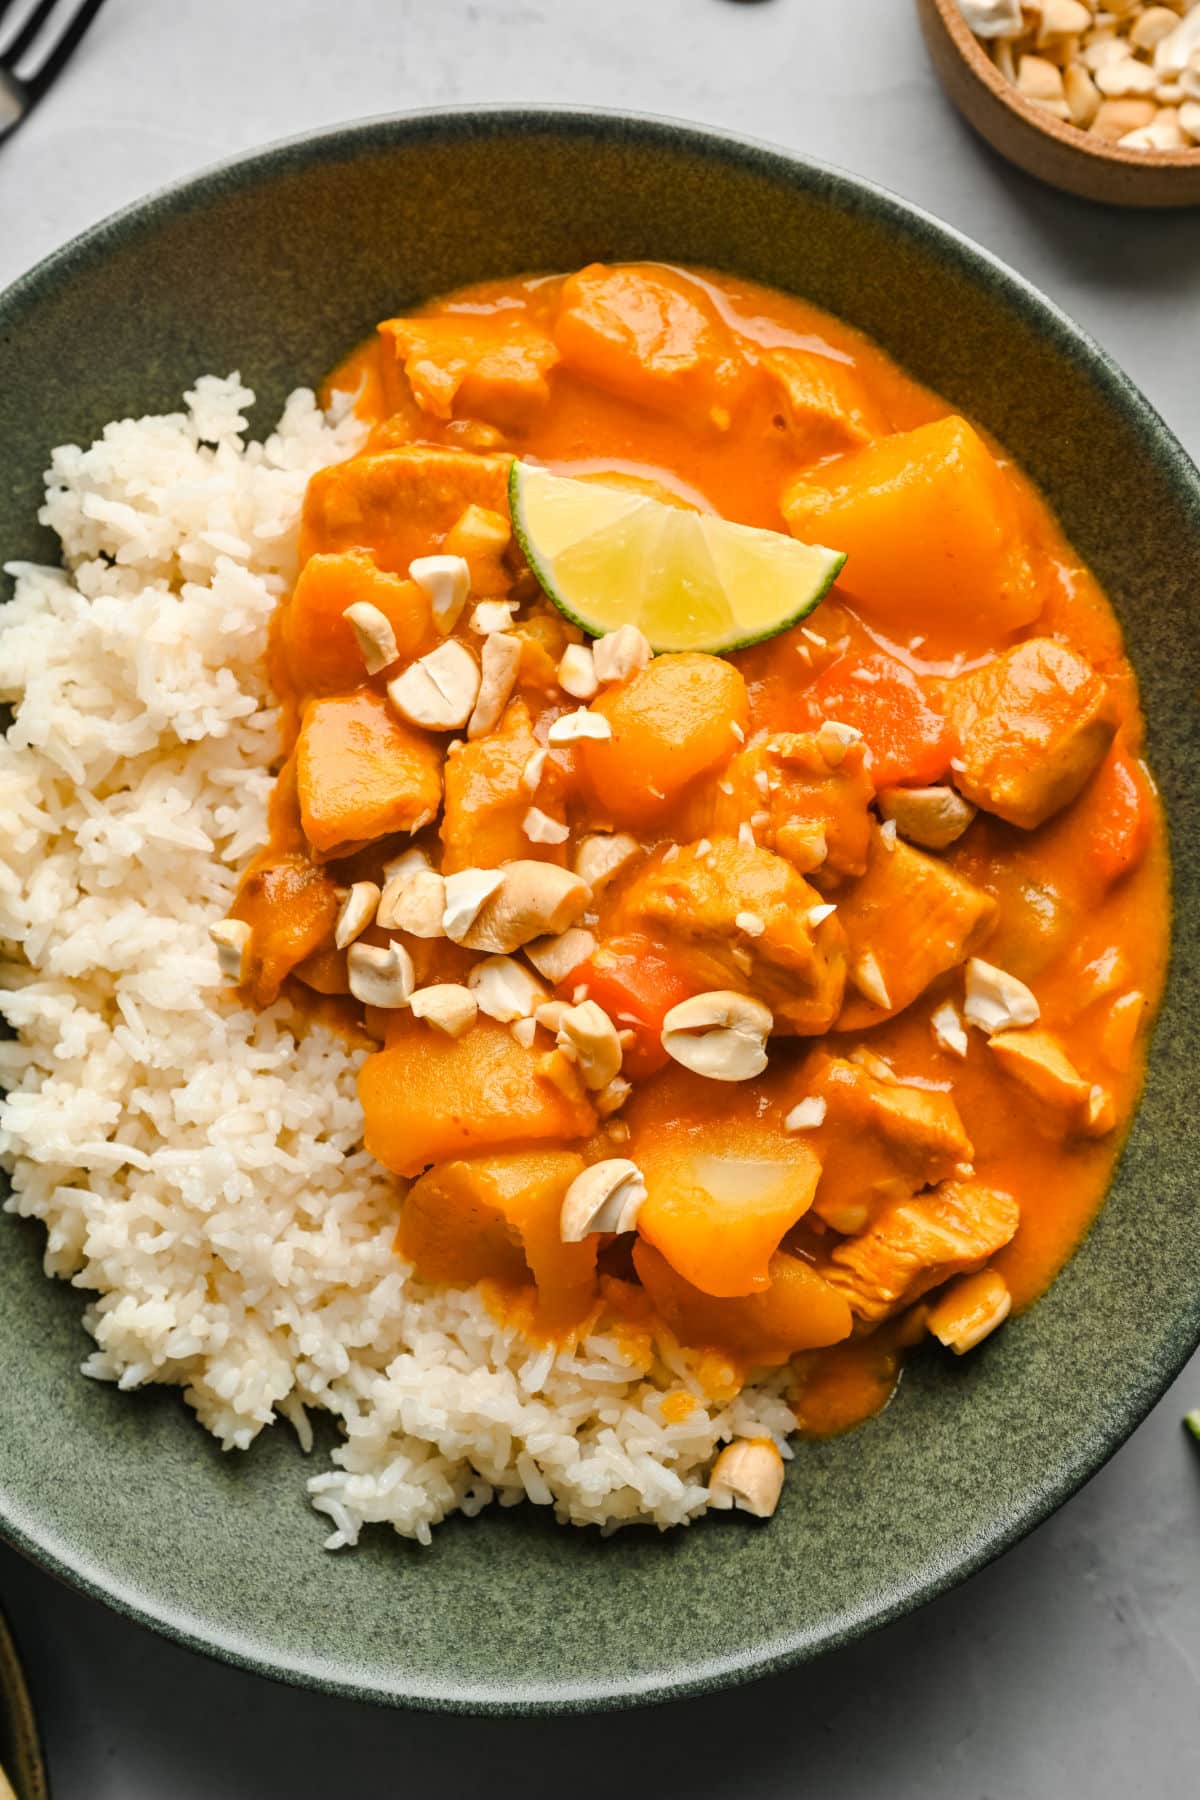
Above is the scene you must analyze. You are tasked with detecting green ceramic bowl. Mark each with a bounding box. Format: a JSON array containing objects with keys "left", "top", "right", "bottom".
[{"left": 0, "top": 109, "right": 1197, "bottom": 1715}]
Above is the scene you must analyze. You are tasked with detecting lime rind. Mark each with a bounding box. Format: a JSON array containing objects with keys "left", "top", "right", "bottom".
[{"left": 509, "top": 461, "right": 845, "bottom": 655}]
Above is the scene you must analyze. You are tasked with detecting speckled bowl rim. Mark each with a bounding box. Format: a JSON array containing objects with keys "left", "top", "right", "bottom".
[{"left": 0, "top": 105, "right": 1195, "bottom": 1715}]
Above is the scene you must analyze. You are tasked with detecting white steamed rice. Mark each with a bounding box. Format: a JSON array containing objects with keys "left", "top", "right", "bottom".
[{"left": 0, "top": 376, "right": 794, "bottom": 1546}]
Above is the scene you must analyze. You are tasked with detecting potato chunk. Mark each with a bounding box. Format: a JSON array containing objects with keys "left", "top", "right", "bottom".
[
  {"left": 360, "top": 1017, "right": 596, "bottom": 1177},
  {"left": 614, "top": 838, "right": 847, "bottom": 1034},
  {"left": 781, "top": 416, "right": 1040, "bottom": 649},
  {"left": 633, "top": 1241, "right": 853, "bottom": 1365},
  {"left": 796, "top": 1055, "right": 973, "bottom": 1234},
  {"left": 397, "top": 1151, "right": 596, "bottom": 1299},
  {"left": 835, "top": 828, "right": 996, "bottom": 1029},
  {"left": 826, "top": 1180, "right": 1019, "bottom": 1323},
  {"left": 944, "top": 638, "right": 1117, "bottom": 830},
  {"left": 230, "top": 852, "right": 340, "bottom": 1007},
  {"left": 440, "top": 699, "right": 567, "bottom": 873},
  {"left": 300, "top": 447, "right": 511, "bottom": 573},
  {"left": 282, "top": 550, "right": 432, "bottom": 697},
  {"left": 379, "top": 315, "right": 559, "bottom": 429},
  {"left": 581, "top": 653, "right": 749, "bottom": 829},
  {"left": 296, "top": 690, "right": 443, "bottom": 857}
]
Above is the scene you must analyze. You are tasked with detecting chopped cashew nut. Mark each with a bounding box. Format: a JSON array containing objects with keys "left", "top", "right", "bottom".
[
  {"left": 381, "top": 846, "right": 431, "bottom": 885},
  {"left": 573, "top": 832, "right": 641, "bottom": 894},
  {"left": 521, "top": 748, "right": 547, "bottom": 793},
  {"left": 378, "top": 868, "right": 447, "bottom": 938},
  {"left": 442, "top": 867, "right": 506, "bottom": 942},
  {"left": 1085, "top": 1085, "right": 1117, "bottom": 1137},
  {"left": 807, "top": 903, "right": 837, "bottom": 927},
  {"left": 547, "top": 707, "right": 613, "bottom": 746},
  {"left": 468, "top": 633, "right": 522, "bottom": 739},
  {"left": 525, "top": 928, "right": 597, "bottom": 984},
  {"left": 736, "top": 911, "right": 765, "bottom": 937},
  {"left": 343, "top": 602, "right": 400, "bottom": 675},
  {"left": 708, "top": 1440, "right": 785, "bottom": 1519},
  {"left": 785, "top": 1096, "right": 827, "bottom": 1131},
  {"left": 559, "top": 1159, "right": 647, "bottom": 1241},
  {"left": 409, "top": 983, "right": 477, "bottom": 1037},
  {"left": 523, "top": 806, "right": 571, "bottom": 845},
  {"left": 511, "top": 1016, "right": 538, "bottom": 1048},
  {"left": 877, "top": 785, "right": 977, "bottom": 851},
  {"left": 853, "top": 951, "right": 892, "bottom": 1012},
  {"left": 456, "top": 861, "right": 592, "bottom": 954},
  {"left": 209, "top": 919, "right": 250, "bottom": 982},
  {"left": 409, "top": 554, "right": 470, "bottom": 634},
  {"left": 468, "top": 599, "right": 517, "bottom": 635},
  {"left": 593, "top": 624, "right": 652, "bottom": 684},
  {"left": 738, "top": 821, "right": 757, "bottom": 850},
  {"left": 556, "top": 999, "right": 623, "bottom": 1090},
  {"left": 347, "top": 940, "right": 414, "bottom": 1009},
  {"left": 661, "top": 991, "right": 774, "bottom": 1083},
  {"left": 596, "top": 1076, "right": 633, "bottom": 1118},
  {"left": 388, "top": 640, "right": 480, "bottom": 731},
  {"left": 334, "top": 880, "right": 381, "bottom": 949},
  {"left": 879, "top": 818, "right": 898, "bottom": 851},
  {"left": 557, "top": 643, "right": 599, "bottom": 700},
  {"left": 467, "top": 955, "right": 549, "bottom": 1022},
  {"left": 931, "top": 1001, "right": 970, "bottom": 1059},
  {"left": 816, "top": 719, "right": 862, "bottom": 766},
  {"left": 927, "top": 1269, "right": 1012, "bottom": 1355},
  {"left": 963, "top": 959, "right": 1040, "bottom": 1034},
  {"left": 534, "top": 1000, "right": 570, "bottom": 1035}
]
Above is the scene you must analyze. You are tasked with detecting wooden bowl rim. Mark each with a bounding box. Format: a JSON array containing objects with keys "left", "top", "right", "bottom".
[{"left": 926, "top": 0, "right": 1200, "bottom": 174}]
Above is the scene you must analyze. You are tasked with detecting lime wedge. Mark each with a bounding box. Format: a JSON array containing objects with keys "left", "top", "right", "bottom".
[{"left": 509, "top": 462, "right": 846, "bottom": 654}]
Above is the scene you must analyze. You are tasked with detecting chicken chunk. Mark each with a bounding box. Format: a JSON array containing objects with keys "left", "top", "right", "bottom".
[
  {"left": 760, "top": 346, "right": 886, "bottom": 460},
  {"left": 299, "top": 446, "right": 512, "bottom": 573},
  {"left": 944, "top": 638, "right": 1117, "bottom": 830},
  {"left": 826, "top": 1180, "right": 1020, "bottom": 1323},
  {"left": 379, "top": 314, "right": 559, "bottom": 429},
  {"left": 835, "top": 828, "right": 996, "bottom": 1030},
  {"left": 440, "top": 699, "right": 567, "bottom": 873},
  {"left": 614, "top": 838, "right": 847, "bottom": 1033},
  {"left": 794, "top": 1054, "right": 973, "bottom": 1234},
  {"left": 679, "top": 731, "right": 874, "bottom": 878}
]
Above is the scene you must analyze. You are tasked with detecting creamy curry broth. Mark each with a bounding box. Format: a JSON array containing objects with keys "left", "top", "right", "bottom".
[{"left": 228, "top": 262, "right": 1167, "bottom": 1437}]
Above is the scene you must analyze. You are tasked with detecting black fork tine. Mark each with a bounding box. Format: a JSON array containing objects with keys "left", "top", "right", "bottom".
[
  {"left": 4, "top": 0, "right": 61, "bottom": 67},
  {"left": 22, "top": 0, "right": 107, "bottom": 96}
]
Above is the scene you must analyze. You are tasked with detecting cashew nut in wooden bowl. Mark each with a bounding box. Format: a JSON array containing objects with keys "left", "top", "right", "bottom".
[{"left": 916, "top": 0, "right": 1200, "bottom": 206}]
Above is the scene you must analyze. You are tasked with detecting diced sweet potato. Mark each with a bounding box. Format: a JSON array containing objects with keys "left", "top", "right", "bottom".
[
  {"left": 614, "top": 837, "right": 847, "bottom": 1034},
  {"left": 637, "top": 1121, "right": 822, "bottom": 1297},
  {"left": 440, "top": 699, "right": 567, "bottom": 873},
  {"left": 826, "top": 1180, "right": 1020, "bottom": 1323},
  {"left": 296, "top": 690, "right": 443, "bottom": 858},
  {"left": 230, "top": 852, "right": 340, "bottom": 1007},
  {"left": 797, "top": 1055, "right": 972, "bottom": 1234},
  {"left": 581, "top": 653, "right": 749, "bottom": 828},
  {"left": 397, "top": 1151, "right": 596, "bottom": 1298},
  {"left": 299, "top": 447, "right": 511, "bottom": 572},
  {"left": 678, "top": 731, "right": 874, "bottom": 878},
  {"left": 379, "top": 314, "right": 559, "bottom": 428},
  {"left": 633, "top": 1241, "right": 853, "bottom": 1365},
  {"left": 781, "top": 417, "right": 1040, "bottom": 648},
  {"left": 835, "top": 828, "right": 996, "bottom": 1030},
  {"left": 554, "top": 263, "right": 749, "bottom": 431},
  {"left": 760, "top": 346, "right": 886, "bottom": 459},
  {"left": 359, "top": 1017, "right": 596, "bottom": 1177},
  {"left": 944, "top": 639, "right": 1117, "bottom": 830},
  {"left": 282, "top": 549, "right": 432, "bottom": 697}
]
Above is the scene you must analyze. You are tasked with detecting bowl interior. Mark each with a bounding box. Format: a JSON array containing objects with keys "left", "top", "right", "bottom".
[{"left": 1, "top": 110, "right": 1198, "bottom": 1712}]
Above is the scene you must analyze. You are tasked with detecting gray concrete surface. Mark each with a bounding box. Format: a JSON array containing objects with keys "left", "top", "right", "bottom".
[{"left": 1, "top": 1, "right": 1197, "bottom": 1793}]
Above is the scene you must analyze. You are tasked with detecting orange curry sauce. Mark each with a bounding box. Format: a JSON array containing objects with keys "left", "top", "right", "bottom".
[{"left": 230, "top": 263, "right": 1168, "bottom": 1437}]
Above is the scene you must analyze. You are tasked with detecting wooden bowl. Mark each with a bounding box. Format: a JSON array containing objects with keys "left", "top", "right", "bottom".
[{"left": 917, "top": 0, "right": 1200, "bottom": 207}]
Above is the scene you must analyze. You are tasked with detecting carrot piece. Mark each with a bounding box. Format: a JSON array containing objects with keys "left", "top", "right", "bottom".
[
  {"left": 283, "top": 549, "right": 432, "bottom": 697},
  {"left": 296, "top": 690, "right": 443, "bottom": 857},
  {"left": 231, "top": 852, "right": 340, "bottom": 1007},
  {"left": 781, "top": 416, "right": 1039, "bottom": 650},
  {"left": 561, "top": 934, "right": 696, "bottom": 1078},
  {"left": 638, "top": 1137, "right": 822, "bottom": 1297},
  {"left": 397, "top": 1151, "right": 596, "bottom": 1300},
  {"left": 633, "top": 1241, "right": 853, "bottom": 1365},
  {"left": 799, "top": 650, "right": 952, "bottom": 787},
  {"left": 359, "top": 1017, "right": 596, "bottom": 1178},
  {"left": 1086, "top": 743, "right": 1153, "bottom": 887},
  {"left": 581, "top": 653, "right": 749, "bottom": 828}
]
